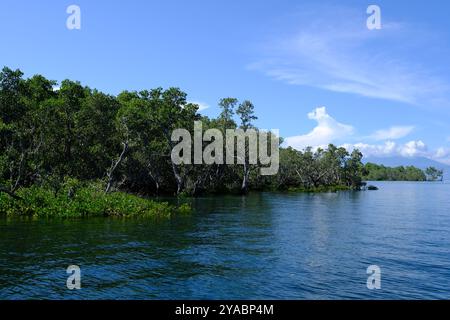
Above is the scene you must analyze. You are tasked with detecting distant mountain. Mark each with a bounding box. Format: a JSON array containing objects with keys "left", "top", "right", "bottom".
[{"left": 363, "top": 156, "right": 450, "bottom": 180}]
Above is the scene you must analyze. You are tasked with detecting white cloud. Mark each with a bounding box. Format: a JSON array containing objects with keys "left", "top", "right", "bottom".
[
  {"left": 285, "top": 106, "right": 450, "bottom": 165},
  {"left": 284, "top": 106, "right": 353, "bottom": 150},
  {"left": 399, "top": 140, "right": 428, "bottom": 157},
  {"left": 342, "top": 141, "right": 397, "bottom": 158},
  {"left": 347, "top": 140, "right": 450, "bottom": 165},
  {"left": 250, "top": 5, "right": 450, "bottom": 107},
  {"left": 432, "top": 147, "right": 450, "bottom": 165},
  {"left": 369, "top": 126, "right": 414, "bottom": 141},
  {"left": 434, "top": 147, "right": 449, "bottom": 159},
  {"left": 343, "top": 140, "right": 428, "bottom": 158}
]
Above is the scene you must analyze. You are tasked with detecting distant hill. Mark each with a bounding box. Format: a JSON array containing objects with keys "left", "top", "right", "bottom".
[{"left": 363, "top": 156, "right": 450, "bottom": 180}]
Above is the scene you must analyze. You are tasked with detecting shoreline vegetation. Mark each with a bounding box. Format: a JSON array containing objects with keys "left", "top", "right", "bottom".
[
  {"left": 0, "top": 67, "right": 444, "bottom": 218},
  {"left": 363, "top": 163, "right": 444, "bottom": 182},
  {"left": 0, "top": 180, "right": 191, "bottom": 218}
]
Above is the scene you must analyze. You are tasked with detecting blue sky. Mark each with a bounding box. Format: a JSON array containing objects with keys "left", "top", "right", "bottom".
[{"left": 1, "top": 0, "right": 450, "bottom": 164}]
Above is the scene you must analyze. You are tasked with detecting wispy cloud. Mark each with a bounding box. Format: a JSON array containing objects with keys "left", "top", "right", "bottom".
[
  {"left": 190, "top": 101, "right": 210, "bottom": 112},
  {"left": 369, "top": 126, "right": 415, "bottom": 141},
  {"left": 250, "top": 5, "right": 450, "bottom": 107}
]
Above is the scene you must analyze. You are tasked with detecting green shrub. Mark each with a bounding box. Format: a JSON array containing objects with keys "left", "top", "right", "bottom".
[{"left": 0, "top": 184, "right": 191, "bottom": 219}]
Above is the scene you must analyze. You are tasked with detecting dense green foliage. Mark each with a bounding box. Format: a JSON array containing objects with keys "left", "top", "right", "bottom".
[
  {"left": 2, "top": 66, "right": 441, "bottom": 217},
  {"left": 425, "top": 166, "right": 444, "bottom": 181},
  {"left": 0, "top": 66, "right": 369, "bottom": 207},
  {"left": 277, "top": 145, "right": 365, "bottom": 191},
  {"left": 0, "top": 180, "right": 190, "bottom": 218},
  {"left": 363, "top": 163, "right": 427, "bottom": 181}
]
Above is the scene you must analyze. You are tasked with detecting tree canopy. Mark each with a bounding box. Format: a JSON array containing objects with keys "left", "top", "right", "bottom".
[
  {"left": 363, "top": 163, "right": 427, "bottom": 181},
  {"left": 0, "top": 67, "right": 413, "bottom": 199}
]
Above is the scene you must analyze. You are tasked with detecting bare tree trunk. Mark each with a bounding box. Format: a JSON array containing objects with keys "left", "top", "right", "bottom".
[
  {"left": 105, "top": 141, "right": 128, "bottom": 193},
  {"left": 147, "top": 162, "right": 161, "bottom": 195},
  {"left": 163, "top": 129, "right": 184, "bottom": 195},
  {"left": 170, "top": 161, "right": 184, "bottom": 195},
  {"left": 241, "top": 159, "right": 250, "bottom": 194},
  {"left": 295, "top": 169, "right": 307, "bottom": 187},
  {"left": 10, "top": 152, "right": 25, "bottom": 192},
  {"left": 192, "top": 165, "right": 213, "bottom": 196}
]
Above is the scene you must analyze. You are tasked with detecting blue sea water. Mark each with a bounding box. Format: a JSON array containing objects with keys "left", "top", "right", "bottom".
[{"left": 1, "top": 181, "right": 449, "bottom": 299}]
